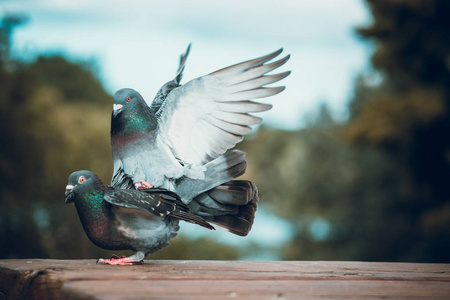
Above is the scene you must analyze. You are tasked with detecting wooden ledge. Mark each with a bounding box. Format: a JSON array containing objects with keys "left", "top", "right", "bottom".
[{"left": 1, "top": 260, "right": 449, "bottom": 299}]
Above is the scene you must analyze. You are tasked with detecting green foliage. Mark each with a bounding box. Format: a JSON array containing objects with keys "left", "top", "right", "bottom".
[{"left": 27, "top": 56, "right": 111, "bottom": 105}]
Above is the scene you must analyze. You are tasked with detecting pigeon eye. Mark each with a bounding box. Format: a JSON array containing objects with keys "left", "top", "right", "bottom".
[
  {"left": 126, "top": 97, "right": 131, "bottom": 102},
  {"left": 78, "top": 176, "right": 86, "bottom": 184}
]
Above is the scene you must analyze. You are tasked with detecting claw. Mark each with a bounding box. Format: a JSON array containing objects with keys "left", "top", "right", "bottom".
[
  {"left": 97, "top": 255, "right": 144, "bottom": 266},
  {"left": 135, "top": 180, "right": 154, "bottom": 190}
]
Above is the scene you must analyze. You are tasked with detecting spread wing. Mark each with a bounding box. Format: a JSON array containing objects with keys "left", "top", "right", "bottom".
[
  {"left": 155, "top": 48, "right": 290, "bottom": 165},
  {"left": 151, "top": 44, "right": 191, "bottom": 113},
  {"left": 104, "top": 188, "right": 214, "bottom": 230}
]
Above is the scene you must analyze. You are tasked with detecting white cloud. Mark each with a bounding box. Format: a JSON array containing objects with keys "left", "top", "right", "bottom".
[{"left": 3, "top": 0, "right": 372, "bottom": 129}]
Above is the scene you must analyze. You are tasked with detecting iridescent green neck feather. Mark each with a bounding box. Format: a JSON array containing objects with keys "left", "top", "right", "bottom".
[{"left": 74, "top": 189, "right": 110, "bottom": 237}]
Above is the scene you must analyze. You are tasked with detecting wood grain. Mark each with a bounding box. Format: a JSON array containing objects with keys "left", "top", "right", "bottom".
[{"left": 1, "top": 260, "right": 449, "bottom": 299}]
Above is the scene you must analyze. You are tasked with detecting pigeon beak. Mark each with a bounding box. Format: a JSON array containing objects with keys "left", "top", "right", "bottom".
[
  {"left": 65, "top": 184, "right": 75, "bottom": 203},
  {"left": 113, "top": 104, "right": 124, "bottom": 117}
]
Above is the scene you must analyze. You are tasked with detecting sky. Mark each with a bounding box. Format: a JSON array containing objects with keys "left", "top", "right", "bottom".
[{"left": 1, "top": 0, "right": 373, "bottom": 130}]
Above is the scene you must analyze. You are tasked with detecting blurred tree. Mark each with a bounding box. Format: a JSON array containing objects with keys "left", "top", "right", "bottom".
[
  {"left": 242, "top": 110, "right": 409, "bottom": 261},
  {"left": 344, "top": 0, "right": 450, "bottom": 262},
  {"left": 0, "top": 14, "right": 27, "bottom": 69},
  {"left": 0, "top": 21, "right": 114, "bottom": 257},
  {"left": 239, "top": 0, "right": 450, "bottom": 262}
]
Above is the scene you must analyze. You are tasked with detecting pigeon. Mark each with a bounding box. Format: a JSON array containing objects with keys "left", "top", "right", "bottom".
[
  {"left": 111, "top": 45, "right": 290, "bottom": 236},
  {"left": 65, "top": 170, "right": 215, "bottom": 265}
]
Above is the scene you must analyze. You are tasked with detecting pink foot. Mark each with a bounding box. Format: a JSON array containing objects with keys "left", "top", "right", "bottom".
[
  {"left": 97, "top": 255, "right": 143, "bottom": 266},
  {"left": 134, "top": 180, "right": 154, "bottom": 190}
]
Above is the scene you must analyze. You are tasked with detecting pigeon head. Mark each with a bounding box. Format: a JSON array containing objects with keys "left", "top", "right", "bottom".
[
  {"left": 65, "top": 170, "right": 99, "bottom": 203},
  {"left": 112, "top": 88, "right": 146, "bottom": 117},
  {"left": 111, "top": 88, "right": 157, "bottom": 137}
]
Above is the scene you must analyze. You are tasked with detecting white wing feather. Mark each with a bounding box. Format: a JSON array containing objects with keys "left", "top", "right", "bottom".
[{"left": 157, "top": 49, "right": 290, "bottom": 165}]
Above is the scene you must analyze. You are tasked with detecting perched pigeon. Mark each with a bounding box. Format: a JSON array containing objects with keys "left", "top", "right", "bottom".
[
  {"left": 65, "top": 170, "right": 214, "bottom": 265},
  {"left": 111, "top": 45, "right": 290, "bottom": 236}
]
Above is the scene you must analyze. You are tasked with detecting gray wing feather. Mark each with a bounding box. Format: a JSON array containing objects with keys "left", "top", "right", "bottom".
[
  {"left": 111, "top": 165, "right": 135, "bottom": 190},
  {"left": 151, "top": 44, "right": 191, "bottom": 113},
  {"left": 156, "top": 48, "right": 290, "bottom": 165},
  {"left": 175, "top": 43, "right": 191, "bottom": 84},
  {"left": 104, "top": 189, "right": 214, "bottom": 229}
]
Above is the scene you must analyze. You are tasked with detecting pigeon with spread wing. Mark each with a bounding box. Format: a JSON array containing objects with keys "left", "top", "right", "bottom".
[{"left": 111, "top": 45, "right": 290, "bottom": 237}]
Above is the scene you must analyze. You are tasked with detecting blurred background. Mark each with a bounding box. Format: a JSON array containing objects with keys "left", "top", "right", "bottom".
[{"left": 1, "top": 0, "right": 449, "bottom": 262}]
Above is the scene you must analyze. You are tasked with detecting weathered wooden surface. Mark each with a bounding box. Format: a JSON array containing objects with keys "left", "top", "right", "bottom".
[{"left": 0, "top": 260, "right": 449, "bottom": 299}]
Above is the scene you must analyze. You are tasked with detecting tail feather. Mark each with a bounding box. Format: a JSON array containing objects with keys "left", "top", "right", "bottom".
[
  {"left": 189, "top": 180, "right": 258, "bottom": 237},
  {"left": 212, "top": 201, "right": 257, "bottom": 236},
  {"left": 189, "top": 193, "right": 238, "bottom": 217},
  {"left": 176, "top": 150, "right": 247, "bottom": 200},
  {"left": 210, "top": 181, "right": 255, "bottom": 205}
]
